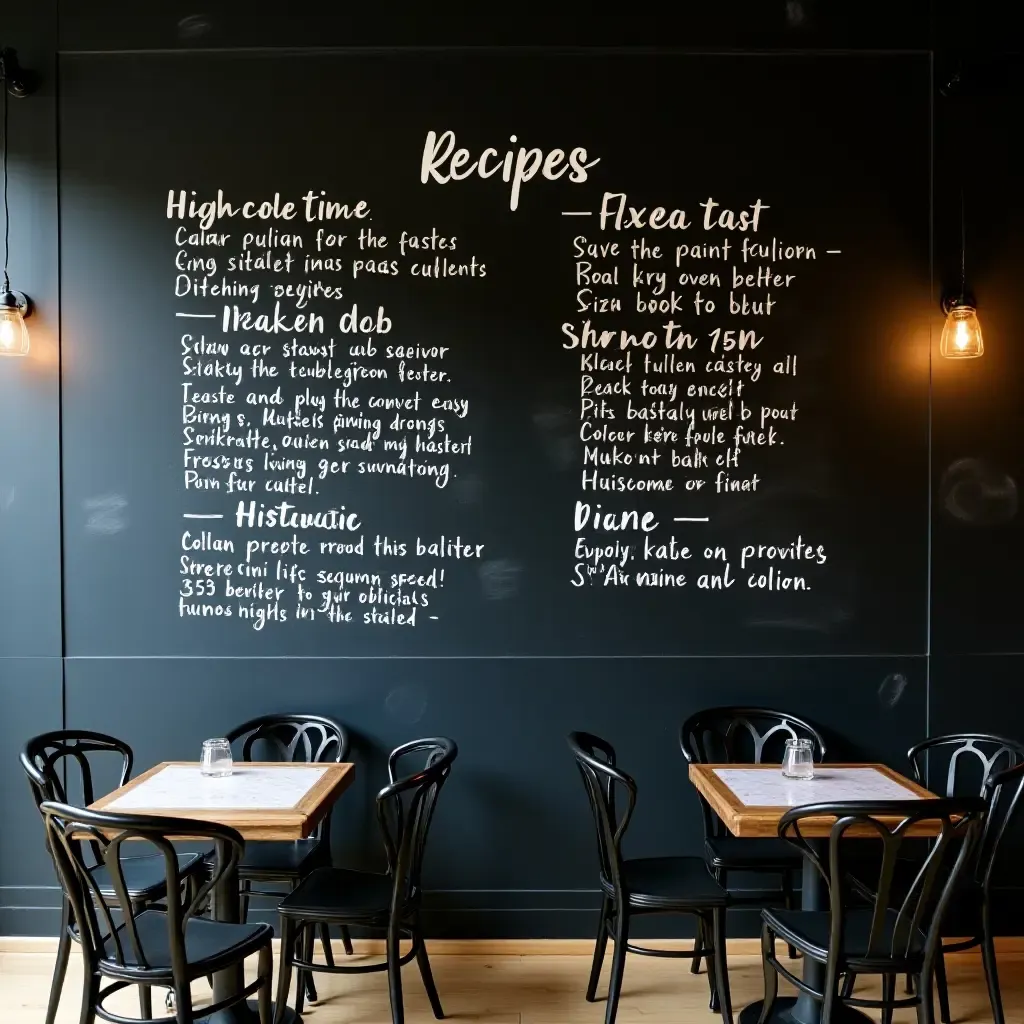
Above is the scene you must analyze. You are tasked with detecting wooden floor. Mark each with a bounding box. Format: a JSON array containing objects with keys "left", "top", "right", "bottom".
[{"left": 1, "top": 944, "right": 1019, "bottom": 1023}]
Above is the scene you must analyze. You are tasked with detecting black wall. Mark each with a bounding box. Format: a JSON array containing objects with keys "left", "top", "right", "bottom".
[{"left": 3, "top": 2, "right": 1023, "bottom": 937}]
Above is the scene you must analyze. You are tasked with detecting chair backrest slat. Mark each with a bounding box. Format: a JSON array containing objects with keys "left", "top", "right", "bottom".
[
  {"left": 226, "top": 714, "right": 349, "bottom": 844},
  {"left": 908, "top": 733, "right": 1024, "bottom": 889},
  {"left": 567, "top": 733, "right": 637, "bottom": 901},
  {"left": 781, "top": 798, "right": 985, "bottom": 967},
  {"left": 40, "top": 801, "right": 244, "bottom": 981},
  {"left": 680, "top": 707, "right": 826, "bottom": 840},
  {"left": 375, "top": 738, "right": 457, "bottom": 914}
]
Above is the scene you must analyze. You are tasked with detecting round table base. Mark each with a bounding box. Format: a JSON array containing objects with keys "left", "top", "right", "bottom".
[
  {"left": 201, "top": 1000, "right": 300, "bottom": 1023},
  {"left": 739, "top": 996, "right": 873, "bottom": 1024}
]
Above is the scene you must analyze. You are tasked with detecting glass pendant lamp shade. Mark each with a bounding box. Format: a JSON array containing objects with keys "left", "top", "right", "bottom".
[
  {"left": 940, "top": 302, "right": 984, "bottom": 359},
  {"left": 0, "top": 291, "right": 30, "bottom": 356}
]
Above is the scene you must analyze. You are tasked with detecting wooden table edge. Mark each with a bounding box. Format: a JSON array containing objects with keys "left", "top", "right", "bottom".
[
  {"left": 688, "top": 762, "right": 941, "bottom": 838},
  {"left": 88, "top": 761, "right": 356, "bottom": 841}
]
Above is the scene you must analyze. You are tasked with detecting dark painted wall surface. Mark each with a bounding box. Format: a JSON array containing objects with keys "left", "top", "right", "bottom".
[{"left": 3, "top": 2, "right": 1024, "bottom": 937}]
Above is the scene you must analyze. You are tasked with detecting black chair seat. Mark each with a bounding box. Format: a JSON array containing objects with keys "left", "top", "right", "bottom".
[
  {"left": 763, "top": 908, "right": 926, "bottom": 969},
  {"left": 600, "top": 856, "right": 729, "bottom": 910},
  {"left": 280, "top": 865, "right": 405, "bottom": 921},
  {"left": 237, "top": 839, "right": 321, "bottom": 878},
  {"left": 705, "top": 836, "right": 801, "bottom": 871},
  {"left": 90, "top": 852, "right": 205, "bottom": 901},
  {"left": 102, "top": 909, "right": 272, "bottom": 979}
]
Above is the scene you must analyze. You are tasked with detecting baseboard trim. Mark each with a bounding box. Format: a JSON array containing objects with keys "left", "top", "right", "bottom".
[{"left": 2, "top": 936, "right": 1023, "bottom": 957}]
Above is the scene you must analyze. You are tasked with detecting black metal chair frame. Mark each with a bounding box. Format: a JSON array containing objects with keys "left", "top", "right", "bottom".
[
  {"left": 22, "top": 730, "right": 203, "bottom": 1024},
  {"left": 680, "top": 706, "right": 828, "bottom": 966},
  {"left": 40, "top": 800, "right": 273, "bottom": 1024},
  {"left": 759, "top": 798, "right": 986, "bottom": 1024},
  {"left": 844, "top": 735, "right": 1024, "bottom": 1024},
  {"left": 273, "top": 737, "right": 458, "bottom": 1024},
  {"left": 224, "top": 713, "right": 352, "bottom": 1005},
  {"left": 569, "top": 732, "right": 733, "bottom": 1024}
]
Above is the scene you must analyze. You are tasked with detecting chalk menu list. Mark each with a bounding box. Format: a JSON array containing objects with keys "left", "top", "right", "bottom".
[{"left": 172, "top": 130, "right": 837, "bottom": 634}]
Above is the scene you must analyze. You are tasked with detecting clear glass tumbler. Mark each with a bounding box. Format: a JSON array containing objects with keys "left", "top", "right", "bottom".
[
  {"left": 200, "top": 738, "right": 233, "bottom": 777},
  {"left": 782, "top": 737, "right": 814, "bottom": 780}
]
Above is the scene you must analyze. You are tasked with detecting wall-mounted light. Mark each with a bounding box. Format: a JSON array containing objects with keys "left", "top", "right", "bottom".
[{"left": 0, "top": 48, "right": 36, "bottom": 358}]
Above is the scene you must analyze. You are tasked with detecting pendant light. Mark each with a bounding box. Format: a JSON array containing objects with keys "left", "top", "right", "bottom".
[
  {"left": 940, "top": 187, "right": 983, "bottom": 359},
  {"left": 0, "top": 48, "right": 35, "bottom": 358}
]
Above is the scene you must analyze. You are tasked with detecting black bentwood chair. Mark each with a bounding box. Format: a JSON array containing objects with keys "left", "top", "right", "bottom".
[
  {"left": 568, "top": 732, "right": 733, "bottom": 1024},
  {"left": 40, "top": 801, "right": 274, "bottom": 1024},
  {"left": 274, "top": 737, "right": 458, "bottom": 1024},
  {"left": 759, "top": 798, "right": 986, "bottom": 1024},
  {"left": 21, "top": 731, "right": 206, "bottom": 1024},
  {"left": 844, "top": 735, "right": 1024, "bottom": 1024},
  {"left": 223, "top": 713, "right": 351, "bottom": 1003},
  {"left": 680, "top": 707, "right": 827, "bottom": 966}
]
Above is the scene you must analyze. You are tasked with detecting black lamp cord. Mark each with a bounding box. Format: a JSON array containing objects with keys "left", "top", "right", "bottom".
[{"left": 2, "top": 74, "right": 9, "bottom": 294}]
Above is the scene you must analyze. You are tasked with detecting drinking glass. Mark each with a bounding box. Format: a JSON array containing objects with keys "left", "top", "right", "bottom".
[
  {"left": 200, "top": 738, "right": 233, "bottom": 777},
  {"left": 782, "top": 737, "right": 814, "bottom": 780}
]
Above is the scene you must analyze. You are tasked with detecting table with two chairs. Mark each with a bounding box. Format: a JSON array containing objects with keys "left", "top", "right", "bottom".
[
  {"left": 570, "top": 707, "right": 1024, "bottom": 1024},
  {"left": 21, "top": 716, "right": 457, "bottom": 1024}
]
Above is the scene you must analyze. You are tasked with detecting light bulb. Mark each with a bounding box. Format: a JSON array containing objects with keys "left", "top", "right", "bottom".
[
  {"left": 939, "top": 303, "right": 983, "bottom": 359},
  {"left": 0, "top": 302, "right": 30, "bottom": 357}
]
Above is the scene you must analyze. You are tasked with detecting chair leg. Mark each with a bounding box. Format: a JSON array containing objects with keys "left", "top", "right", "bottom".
[
  {"left": 916, "top": 969, "right": 935, "bottom": 1024},
  {"left": 46, "top": 899, "right": 72, "bottom": 1024},
  {"left": 757, "top": 923, "right": 778, "bottom": 1024},
  {"left": 386, "top": 918, "right": 406, "bottom": 1024},
  {"left": 587, "top": 896, "right": 612, "bottom": 1001},
  {"left": 239, "top": 878, "right": 250, "bottom": 922},
  {"left": 881, "top": 973, "right": 896, "bottom": 1024},
  {"left": 173, "top": 977, "right": 193, "bottom": 1024},
  {"left": 130, "top": 900, "right": 153, "bottom": 1020},
  {"left": 294, "top": 925, "right": 307, "bottom": 1017},
  {"left": 303, "top": 923, "right": 319, "bottom": 1003},
  {"left": 339, "top": 923, "right": 355, "bottom": 956},
  {"left": 704, "top": 914, "right": 720, "bottom": 1013},
  {"left": 712, "top": 907, "right": 733, "bottom": 1024},
  {"left": 781, "top": 870, "right": 798, "bottom": 960},
  {"left": 840, "top": 973, "right": 855, "bottom": 999},
  {"left": 77, "top": 968, "right": 99, "bottom": 1024},
  {"left": 414, "top": 927, "right": 445, "bottom": 1019},
  {"left": 691, "top": 916, "right": 705, "bottom": 975},
  {"left": 257, "top": 943, "right": 273, "bottom": 1024},
  {"left": 934, "top": 947, "right": 952, "bottom": 1024},
  {"left": 275, "top": 917, "right": 297, "bottom": 1024},
  {"left": 320, "top": 922, "right": 336, "bottom": 967},
  {"left": 981, "top": 904, "right": 1006, "bottom": 1024},
  {"left": 604, "top": 909, "right": 629, "bottom": 1024}
]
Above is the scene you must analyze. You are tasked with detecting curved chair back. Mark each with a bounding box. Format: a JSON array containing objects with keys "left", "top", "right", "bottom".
[
  {"left": 22, "top": 731, "right": 136, "bottom": 872},
  {"left": 227, "top": 714, "right": 349, "bottom": 843},
  {"left": 567, "top": 732, "right": 635, "bottom": 903},
  {"left": 908, "top": 733, "right": 1024, "bottom": 892},
  {"left": 40, "top": 801, "right": 243, "bottom": 979},
  {"left": 779, "top": 798, "right": 985, "bottom": 966},
  {"left": 376, "top": 737, "right": 457, "bottom": 915},
  {"left": 680, "top": 707, "right": 826, "bottom": 840},
  {"left": 22, "top": 730, "right": 133, "bottom": 811}
]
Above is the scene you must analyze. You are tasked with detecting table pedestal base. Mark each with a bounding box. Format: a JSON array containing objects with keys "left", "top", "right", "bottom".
[
  {"left": 739, "top": 996, "right": 872, "bottom": 1024},
  {"left": 200, "top": 1000, "right": 300, "bottom": 1024}
]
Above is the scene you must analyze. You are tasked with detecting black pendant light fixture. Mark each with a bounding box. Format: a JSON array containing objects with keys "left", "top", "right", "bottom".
[
  {"left": 939, "top": 57, "right": 984, "bottom": 359},
  {"left": 0, "top": 48, "right": 36, "bottom": 358}
]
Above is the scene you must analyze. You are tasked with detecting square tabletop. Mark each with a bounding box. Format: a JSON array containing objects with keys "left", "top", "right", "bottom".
[
  {"left": 687, "top": 762, "right": 938, "bottom": 837},
  {"left": 90, "top": 761, "right": 355, "bottom": 841}
]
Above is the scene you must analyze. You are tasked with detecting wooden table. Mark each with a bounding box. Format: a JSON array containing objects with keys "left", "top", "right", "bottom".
[
  {"left": 687, "top": 762, "right": 938, "bottom": 1024},
  {"left": 92, "top": 761, "right": 355, "bottom": 1024}
]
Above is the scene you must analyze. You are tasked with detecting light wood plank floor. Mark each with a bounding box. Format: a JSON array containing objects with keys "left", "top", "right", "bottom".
[{"left": 1, "top": 946, "right": 1020, "bottom": 1023}]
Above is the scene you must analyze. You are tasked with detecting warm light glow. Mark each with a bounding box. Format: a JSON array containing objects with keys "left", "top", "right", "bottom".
[
  {"left": 0, "top": 304, "right": 30, "bottom": 357},
  {"left": 940, "top": 303, "right": 984, "bottom": 359}
]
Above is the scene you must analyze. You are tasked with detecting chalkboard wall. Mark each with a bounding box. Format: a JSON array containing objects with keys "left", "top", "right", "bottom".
[{"left": 3, "top": 4, "right": 1024, "bottom": 937}]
